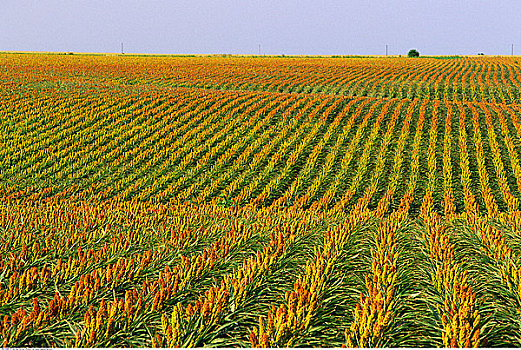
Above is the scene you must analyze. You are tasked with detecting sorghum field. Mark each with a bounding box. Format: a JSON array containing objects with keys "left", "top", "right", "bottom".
[{"left": 3, "top": 53, "right": 521, "bottom": 347}]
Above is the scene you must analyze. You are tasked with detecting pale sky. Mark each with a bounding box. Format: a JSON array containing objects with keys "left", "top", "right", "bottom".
[{"left": 1, "top": 0, "right": 520, "bottom": 56}]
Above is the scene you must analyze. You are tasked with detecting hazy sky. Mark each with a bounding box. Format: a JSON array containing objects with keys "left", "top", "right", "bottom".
[{"left": 1, "top": 0, "right": 520, "bottom": 56}]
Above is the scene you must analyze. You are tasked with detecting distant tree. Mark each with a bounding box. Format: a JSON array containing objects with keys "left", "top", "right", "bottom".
[
  {"left": 478, "top": 52, "right": 484, "bottom": 56},
  {"left": 408, "top": 49, "right": 420, "bottom": 57}
]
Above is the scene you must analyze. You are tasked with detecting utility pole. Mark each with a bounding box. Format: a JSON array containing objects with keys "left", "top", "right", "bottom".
[
  {"left": 258, "top": 44, "right": 261, "bottom": 56},
  {"left": 512, "top": 44, "right": 514, "bottom": 56},
  {"left": 121, "top": 42, "right": 124, "bottom": 55},
  {"left": 385, "top": 44, "right": 388, "bottom": 56}
]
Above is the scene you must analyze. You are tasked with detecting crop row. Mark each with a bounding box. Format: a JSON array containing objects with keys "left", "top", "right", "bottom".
[
  {"left": 4, "top": 54, "right": 521, "bottom": 104},
  {"left": 3, "top": 198, "right": 521, "bottom": 346},
  {"left": 4, "top": 84, "right": 521, "bottom": 216}
]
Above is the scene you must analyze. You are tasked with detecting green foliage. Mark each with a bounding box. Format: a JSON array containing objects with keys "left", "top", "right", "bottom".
[{"left": 408, "top": 49, "right": 420, "bottom": 57}]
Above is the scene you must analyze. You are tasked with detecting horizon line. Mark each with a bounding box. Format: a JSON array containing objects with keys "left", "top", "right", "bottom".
[{"left": 1, "top": 50, "right": 519, "bottom": 58}]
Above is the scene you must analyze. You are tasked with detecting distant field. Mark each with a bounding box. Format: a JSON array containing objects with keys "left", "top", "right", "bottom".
[{"left": 2, "top": 54, "right": 521, "bottom": 347}]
